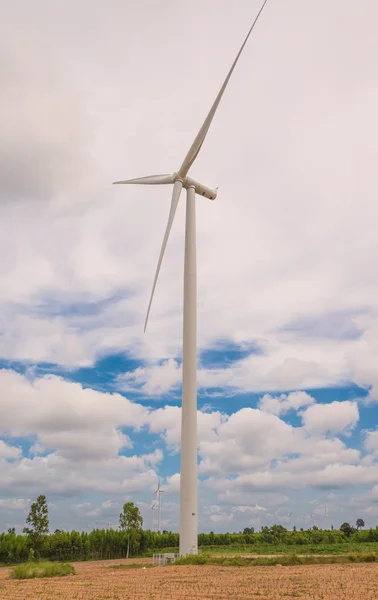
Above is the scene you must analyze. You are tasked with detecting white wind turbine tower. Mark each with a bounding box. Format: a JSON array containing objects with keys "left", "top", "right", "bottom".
[
  {"left": 154, "top": 479, "right": 164, "bottom": 534},
  {"left": 114, "top": 0, "right": 270, "bottom": 555},
  {"left": 150, "top": 502, "right": 157, "bottom": 532}
]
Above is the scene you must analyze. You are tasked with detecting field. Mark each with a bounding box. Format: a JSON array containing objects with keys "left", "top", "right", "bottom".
[{"left": 1, "top": 557, "right": 378, "bottom": 599}]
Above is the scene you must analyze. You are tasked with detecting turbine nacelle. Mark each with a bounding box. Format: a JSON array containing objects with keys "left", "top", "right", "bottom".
[
  {"left": 179, "top": 175, "right": 217, "bottom": 200},
  {"left": 114, "top": 172, "right": 217, "bottom": 200}
]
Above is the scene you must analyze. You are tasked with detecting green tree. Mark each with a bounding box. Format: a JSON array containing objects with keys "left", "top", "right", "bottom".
[
  {"left": 23, "top": 495, "right": 49, "bottom": 556},
  {"left": 7, "top": 527, "right": 16, "bottom": 535},
  {"left": 356, "top": 518, "right": 365, "bottom": 530},
  {"left": 119, "top": 502, "right": 143, "bottom": 558},
  {"left": 243, "top": 527, "right": 254, "bottom": 535},
  {"left": 28, "top": 548, "right": 35, "bottom": 562},
  {"left": 340, "top": 522, "right": 353, "bottom": 538}
]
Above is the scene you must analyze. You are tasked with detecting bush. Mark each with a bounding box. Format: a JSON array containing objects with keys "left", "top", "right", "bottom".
[
  {"left": 10, "top": 562, "right": 75, "bottom": 579},
  {"left": 347, "top": 553, "right": 377, "bottom": 563}
]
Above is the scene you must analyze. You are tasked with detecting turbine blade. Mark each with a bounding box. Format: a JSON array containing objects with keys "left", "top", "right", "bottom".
[
  {"left": 144, "top": 180, "right": 183, "bottom": 332},
  {"left": 178, "top": 0, "right": 270, "bottom": 177},
  {"left": 113, "top": 174, "right": 174, "bottom": 185}
]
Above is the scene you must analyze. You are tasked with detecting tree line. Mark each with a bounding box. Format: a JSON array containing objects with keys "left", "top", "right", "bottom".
[{"left": 0, "top": 495, "right": 375, "bottom": 564}]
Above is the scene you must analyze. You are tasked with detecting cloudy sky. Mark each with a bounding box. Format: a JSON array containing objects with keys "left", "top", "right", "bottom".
[{"left": 1, "top": 0, "right": 378, "bottom": 534}]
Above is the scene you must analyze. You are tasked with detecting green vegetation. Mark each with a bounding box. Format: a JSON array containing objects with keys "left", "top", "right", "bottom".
[
  {"left": 10, "top": 562, "right": 75, "bottom": 579},
  {"left": 23, "top": 495, "right": 49, "bottom": 558},
  {"left": 119, "top": 502, "right": 143, "bottom": 559},
  {"left": 149, "top": 541, "right": 378, "bottom": 557},
  {"left": 2, "top": 532, "right": 378, "bottom": 564},
  {"left": 110, "top": 563, "right": 155, "bottom": 570},
  {"left": 173, "top": 553, "right": 378, "bottom": 567},
  {"left": 2, "top": 495, "right": 378, "bottom": 564}
]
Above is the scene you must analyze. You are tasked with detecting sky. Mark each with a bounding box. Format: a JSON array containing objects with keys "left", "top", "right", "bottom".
[{"left": 1, "top": 0, "right": 378, "bottom": 534}]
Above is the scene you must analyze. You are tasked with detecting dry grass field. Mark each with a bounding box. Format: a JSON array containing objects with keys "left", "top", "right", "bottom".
[{"left": 1, "top": 557, "right": 378, "bottom": 599}]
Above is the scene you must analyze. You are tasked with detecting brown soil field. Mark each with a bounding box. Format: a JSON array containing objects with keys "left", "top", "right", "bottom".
[{"left": 1, "top": 557, "right": 378, "bottom": 599}]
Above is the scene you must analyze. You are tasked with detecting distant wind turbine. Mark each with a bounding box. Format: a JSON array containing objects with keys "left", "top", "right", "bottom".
[
  {"left": 154, "top": 478, "right": 164, "bottom": 534},
  {"left": 151, "top": 502, "right": 157, "bottom": 532},
  {"left": 114, "top": 0, "right": 270, "bottom": 555}
]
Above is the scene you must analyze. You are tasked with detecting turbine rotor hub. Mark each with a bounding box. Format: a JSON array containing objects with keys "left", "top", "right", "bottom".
[{"left": 174, "top": 174, "right": 217, "bottom": 200}]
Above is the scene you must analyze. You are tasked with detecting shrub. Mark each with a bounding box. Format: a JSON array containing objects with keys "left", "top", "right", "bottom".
[
  {"left": 10, "top": 562, "right": 75, "bottom": 579},
  {"left": 348, "top": 553, "right": 377, "bottom": 563}
]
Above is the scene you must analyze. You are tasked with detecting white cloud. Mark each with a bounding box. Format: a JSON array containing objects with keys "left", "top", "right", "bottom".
[
  {"left": 207, "top": 460, "right": 378, "bottom": 499},
  {"left": 0, "top": 370, "right": 162, "bottom": 499},
  {"left": 75, "top": 503, "right": 100, "bottom": 518},
  {"left": 300, "top": 401, "right": 359, "bottom": 434},
  {"left": 259, "top": 391, "right": 315, "bottom": 416},
  {"left": 232, "top": 504, "right": 267, "bottom": 513},
  {"left": 0, "top": 370, "right": 148, "bottom": 460},
  {"left": 118, "top": 359, "right": 181, "bottom": 396},
  {"left": 165, "top": 473, "right": 180, "bottom": 494},
  {"left": 364, "top": 429, "right": 378, "bottom": 454},
  {"left": 312, "top": 464, "right": 378, "bottom": 489},
  {"left": 0, "top": 21, "right": 94, "bottom": 206},
  {"left": 198, "top": 408, "right": 301, "bottom": 476},
  {"left": 147, "top": 405, "right": 223, "bottom": 450},
  {"left": 0, "top": 440, "right": 21, "bottom": 460},
  {"left": 0, "top": 498, "right": 28, "bottom": 511},
  {"left": 369, "top": 486, "right": 378, "bottom": 502},
  {"left": 0, "top": 367, "right": 376, "bottom": 530},
  {"left": 210, "top": 513, "right": 234, "bottom": 524},
  {"left": 101, "top": 500, "right": 119, "bottom": 510},
  {"left": 29, "top": 443, "right": 46, "bottom": 456}
]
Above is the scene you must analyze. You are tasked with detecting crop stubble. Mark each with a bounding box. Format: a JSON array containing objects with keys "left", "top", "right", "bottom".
[{"left": 1, "top": 558, "right": 378, "bottom": 599}]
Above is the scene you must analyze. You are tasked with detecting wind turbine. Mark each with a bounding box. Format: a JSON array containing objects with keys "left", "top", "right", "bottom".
[
  {"left": 154, "top": 478, "right": 164, "bottom": 534},
  {"left": 114, "top": 0, "right": 270, "bottom": 556}
]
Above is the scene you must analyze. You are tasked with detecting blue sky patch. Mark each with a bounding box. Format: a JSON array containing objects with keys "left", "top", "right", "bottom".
[{"left": 199, "top": 340, "right": 262, "bottom": 369}]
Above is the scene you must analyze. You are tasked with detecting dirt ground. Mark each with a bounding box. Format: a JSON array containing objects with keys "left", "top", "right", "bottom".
[{"left": 1, "top": 557, "right": 378, "bottom": 599}]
